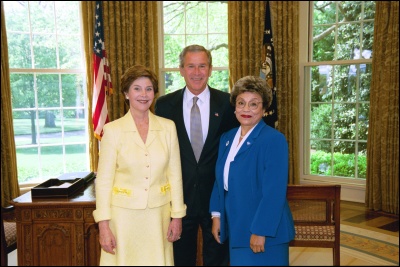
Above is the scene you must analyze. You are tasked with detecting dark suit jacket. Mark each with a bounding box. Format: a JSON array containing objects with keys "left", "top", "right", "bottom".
[{"left": 155, "top": 87, "right": 239, "bottom": 217}]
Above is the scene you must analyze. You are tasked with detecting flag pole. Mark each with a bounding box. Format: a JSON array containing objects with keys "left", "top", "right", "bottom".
[{"left": 260, "top": 1, "right": 278, "bottom": 129}]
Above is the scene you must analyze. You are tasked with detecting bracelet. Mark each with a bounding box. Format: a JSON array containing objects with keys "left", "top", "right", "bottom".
[{"left": 211, "top": 216, "right": 220, "bottom": 219}]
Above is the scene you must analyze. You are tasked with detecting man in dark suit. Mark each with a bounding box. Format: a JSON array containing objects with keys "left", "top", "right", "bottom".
[{"left": 155, "top": 44, "right": 239, "bottom": 266}]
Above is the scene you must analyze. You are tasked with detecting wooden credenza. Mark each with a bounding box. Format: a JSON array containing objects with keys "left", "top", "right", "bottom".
[{"left": 12, "top": 182, "right": 101, "bottom": 266}]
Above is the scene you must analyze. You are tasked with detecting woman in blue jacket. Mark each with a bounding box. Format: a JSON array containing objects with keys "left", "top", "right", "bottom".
[{"left": 209, "top": 76, "right": 295, "bottom": 266}]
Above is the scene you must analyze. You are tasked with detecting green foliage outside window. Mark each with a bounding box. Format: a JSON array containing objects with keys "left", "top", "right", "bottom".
[
  {"left": 4, "top": 1, "right": 88, "bottom": 184},
  {"left": 162, "top": 1, "right": 229, "bottom": 93},
  {"left": 310, "top": 150, "right": 367, "bottom": 178},
  {"left": 307, "top": 1, "right": 374, "bottom": 179}
]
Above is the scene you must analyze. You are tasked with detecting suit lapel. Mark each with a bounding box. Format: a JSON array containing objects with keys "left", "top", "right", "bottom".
[
  {"left": 169, "top": 88, "right": 229, "bottom": 164},
  {"left": 145, "top": 112, "right": 162, "bottom": 148},
  {"left": 221, "top": 132, "right": 235, "bottom": 162},
  {"left": 170, "top": 89, "right": 190, "bottom": 142},
  {"left": 202, "top": 89, "right": 224, "bottom": 155},
  {"left": 120, "top": 112, "right": 147, "bottom": 150},
  {"left": 169, "top": 89, "right": 196, "bottom": 161},
  {"left": 121, "top": 112, "right": 164, "bottom": 150},
  {"left": 236, "top": 121, "right": 266, "bottom": 156}
]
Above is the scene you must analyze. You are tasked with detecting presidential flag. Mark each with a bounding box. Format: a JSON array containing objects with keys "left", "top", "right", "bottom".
[
  {"left": 92, "top": 1, "right": 113, "bottom": 140},
  {"left": 260, "top": 1, "right": 277, "bottom": 128}
]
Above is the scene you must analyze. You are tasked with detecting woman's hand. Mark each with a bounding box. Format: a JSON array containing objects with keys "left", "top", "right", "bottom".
[
  {"left": 211, "top": 217, "right": 221, "bottom": 243},
  {"left": 98, "top": 220, "right": 116, "bottom": 254},
  {"left": 250, "top": 234, "right": 265, "bottom": 253},
  {"left": 167, "top": 218, "right": 182, "bottom": 242}
]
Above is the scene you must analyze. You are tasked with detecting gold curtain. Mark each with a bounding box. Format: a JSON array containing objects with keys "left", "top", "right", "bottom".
[
  {"left": 81, "top": 1, "right": 159, "bottom": 172},
  {"left": 1, "top": 2, "right": 20, "bottom": 207},
  {"left": 270, "top": 2, "right": 299, "bottom": 185},
  {"left": 228, "top": 1, "right": 265, "bottom": 87},
  {"left": 366, "top": 1, "right": 399, "bottom": 215},
  {"left": 228, "top": 1, "right": 300, "bottom": 184}
]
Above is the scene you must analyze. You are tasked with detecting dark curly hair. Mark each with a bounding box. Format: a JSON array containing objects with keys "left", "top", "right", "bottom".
[{"left": 230, "top": 76, "right": 272, "bottom": 110}]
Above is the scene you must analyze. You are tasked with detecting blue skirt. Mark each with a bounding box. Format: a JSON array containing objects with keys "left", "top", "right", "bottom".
[
  {"left": 229, "top": 243, "right": 289, "bottom": 266},
  {"left": 225, "top": 190, "right": 289, "bottom": 266}
]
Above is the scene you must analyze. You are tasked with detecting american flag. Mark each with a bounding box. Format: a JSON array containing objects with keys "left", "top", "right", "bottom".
[
  {"left": 92, "top": 1, "right": 113, "bottom": 140},
  {"left": 260, "top": 1, "right": 277, "bottom": 129}
]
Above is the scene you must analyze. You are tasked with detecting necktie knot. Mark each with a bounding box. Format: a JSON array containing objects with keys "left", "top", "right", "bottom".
[{"left": 193, "top": 96, "right": 199, "bottom": 105}]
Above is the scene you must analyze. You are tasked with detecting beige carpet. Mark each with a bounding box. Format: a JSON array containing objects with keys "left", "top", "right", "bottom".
[
  {"left": 341, "top": 224, "right": 398, "bottom": 265},
  {"left": 289, "top": 224, "right": 399, "bottom": 266},
  {"left": 8, "top": 225, "right": 398, "bottom": 266}
]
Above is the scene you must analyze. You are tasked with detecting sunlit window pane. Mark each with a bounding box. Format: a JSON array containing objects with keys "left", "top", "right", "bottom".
[
  {"left": 5, "top": 1, "right": 88, "bottom": 184},
  {"left": 161, "top": 1, "right": 228, "bottom": 94},
  {"left": 305, "top": 1, "right": 374, "bottom": 180}
]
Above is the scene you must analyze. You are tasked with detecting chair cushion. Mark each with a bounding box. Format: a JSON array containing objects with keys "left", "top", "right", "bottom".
[
  {"left": 4, "top": 221, "right": 17, "bottom": 247},
  {"left": 294, "top": 225, "right": 335, "bottom": 241}
]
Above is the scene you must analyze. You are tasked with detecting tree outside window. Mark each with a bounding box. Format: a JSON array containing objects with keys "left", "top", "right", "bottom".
[
  {"left": 160, "top": 1, "right": 229, "bottom": 94},
  {"left": 304, "top": 1, "right": 375, "bottom": 180},
  {"left": 4, "top": 1, "right": 89, "bottom": 184}
]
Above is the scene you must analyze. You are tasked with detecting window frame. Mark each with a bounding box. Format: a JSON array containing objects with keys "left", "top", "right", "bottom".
[
  {"left": 5, "top": 1, "right": 89, "bottom": 187},
  {"left": 299, "top": 1, "right": 373, "bottom": 188},
  {"left": 157, "top": 1, "right": 229, "bottom": 96}
]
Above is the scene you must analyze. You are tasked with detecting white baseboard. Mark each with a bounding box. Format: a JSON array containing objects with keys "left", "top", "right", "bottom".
[{"left": 340, "top": 185, "right": 365, "bottom": 203}]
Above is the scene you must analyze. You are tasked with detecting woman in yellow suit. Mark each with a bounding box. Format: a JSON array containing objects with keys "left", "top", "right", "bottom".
[{"left": 93, "top": 65, "right": 186, "bottom": 266}]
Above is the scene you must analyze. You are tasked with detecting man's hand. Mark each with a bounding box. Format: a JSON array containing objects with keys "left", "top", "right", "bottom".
[{"left": 211, "top": 217, "right": 221, "bottom": 243}]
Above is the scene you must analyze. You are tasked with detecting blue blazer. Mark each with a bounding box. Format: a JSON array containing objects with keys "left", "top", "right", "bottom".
[{"left": 210, "top": 120, "right": 295, "bottom": 247}]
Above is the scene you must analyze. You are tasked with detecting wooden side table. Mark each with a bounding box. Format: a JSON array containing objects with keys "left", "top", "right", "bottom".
[{"left": 12, "top": 181, "right": 100, "bottom": 266}]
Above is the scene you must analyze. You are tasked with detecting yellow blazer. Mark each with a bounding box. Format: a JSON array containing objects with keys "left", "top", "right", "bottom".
[{"left": 93, "top": 111, "right": 186, "bottom": 222}]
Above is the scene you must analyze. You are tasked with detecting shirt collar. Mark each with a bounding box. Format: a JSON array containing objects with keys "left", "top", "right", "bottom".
[{"left": 184, "top": 86, "right": 210, "bottom": 106}]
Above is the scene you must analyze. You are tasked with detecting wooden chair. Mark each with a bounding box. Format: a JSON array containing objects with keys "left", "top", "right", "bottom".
[
  {"left": 1, "top": 205, "right": 17, "bottom": 266},
  {"left": 287, "top": 184, "right": 341, "bottom": 266}
]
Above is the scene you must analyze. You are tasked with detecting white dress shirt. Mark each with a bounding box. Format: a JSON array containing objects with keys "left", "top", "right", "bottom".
[
  {"left": 211, "top": 125, "right": 255, "bottom": 218},
  {"left": 183, "top": 87, "right": 210, "bottom": 143},
  {"left": 223, "top": 126, "right": 255, "bottom": 190}
]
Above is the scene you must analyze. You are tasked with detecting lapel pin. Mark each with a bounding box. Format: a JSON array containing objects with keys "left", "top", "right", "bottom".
[
  {"left": 226, "top": 141, "right": 229, "bottom": 146},
  {"left": 247, "top": 141, "right": 251, "bottom": 145},
  {"left": 215, "top": 112, "right": 219, "bottom": 117}
]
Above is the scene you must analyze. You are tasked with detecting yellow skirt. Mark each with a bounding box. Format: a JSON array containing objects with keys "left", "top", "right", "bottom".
[{"left": 100, "top": 203, "right": 173, "bottom": 266}]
